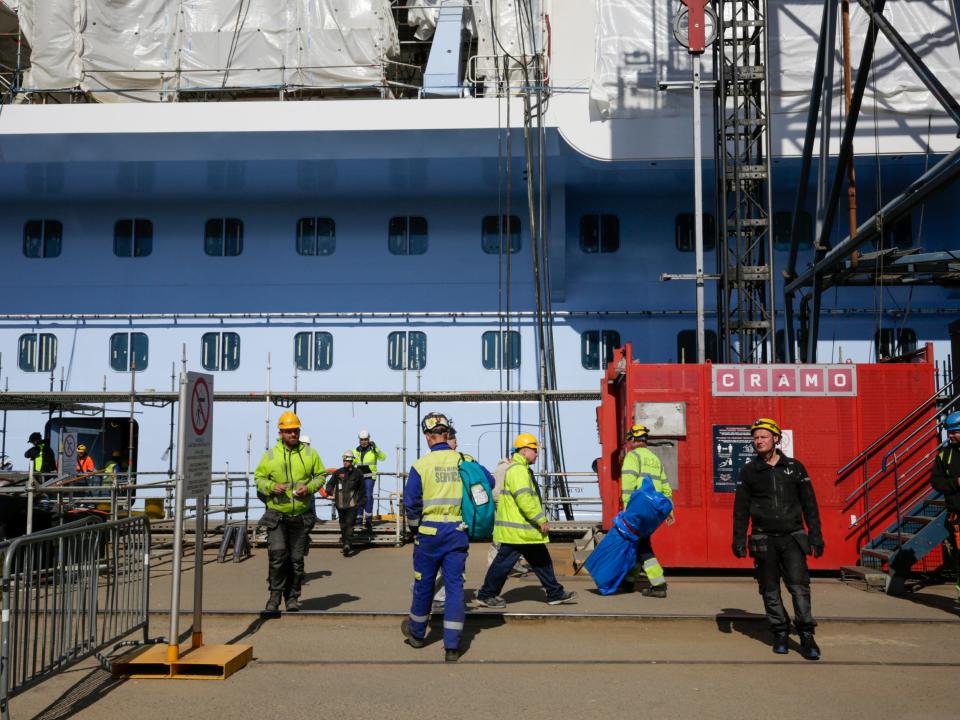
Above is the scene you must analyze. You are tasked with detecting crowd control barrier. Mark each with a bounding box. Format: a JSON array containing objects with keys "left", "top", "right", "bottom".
[{"left": 0, "top": 516, "right": 151, "bottom": 719}]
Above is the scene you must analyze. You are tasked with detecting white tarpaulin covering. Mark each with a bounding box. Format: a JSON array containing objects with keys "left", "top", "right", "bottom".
[
  {"left": 407, "top": 0, "right": 477, "bottom": 42},
  {"left": 591, "top": 0, "right": 960, "bottom": 118},
  {"left": 9, "top": 0, "right": 398, "bottom": 100}
]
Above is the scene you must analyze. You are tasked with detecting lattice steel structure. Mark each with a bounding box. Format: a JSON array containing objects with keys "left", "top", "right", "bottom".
[{"left": 714, "top": 0, "right": 776, "bottom": 363}]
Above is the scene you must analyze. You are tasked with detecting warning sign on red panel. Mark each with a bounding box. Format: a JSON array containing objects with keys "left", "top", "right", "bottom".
[
  {"left": 712, "top": 364, "right": 857, "bottom": 397},
  {"left": 181, "top": 372, "right": 214, "bottom": 499}
]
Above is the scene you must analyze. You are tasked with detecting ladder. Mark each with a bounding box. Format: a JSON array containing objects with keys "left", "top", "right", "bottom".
[{"left": 714, "top": 0, "right": 775, "bottom": 363}]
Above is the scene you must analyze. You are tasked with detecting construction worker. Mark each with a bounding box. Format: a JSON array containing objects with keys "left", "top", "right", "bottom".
[
  {"left": 321, "top": 451, "right": 366, "bottom": 557},
  {"left": 354, "top": 429, "right": 386, "bottom": 531},
  {"left": 75, "top": 444, "right": 95, "bottom": 475},
  {"left": 620, "top": 424, "right": 674, "bottom": 597},
  {"left": 255, "top": 411, "right": 325, "bottom": 613},
  {"left": 24, "top": 432, "right": 56, "bottom": 478},
  {"left": 732, "top": 418, "right": 823, "bottom": 660},
  {"left": 476, "top": 433, "right": 577, "bottom": 608},
  {"left": 402, "top": 412, "right": 469, "bottom": 662},
  {"left": 930, "top": 411, "right": 960, "bottom": 603}
]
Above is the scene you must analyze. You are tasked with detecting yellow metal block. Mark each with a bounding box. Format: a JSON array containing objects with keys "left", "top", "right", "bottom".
[
  {"left": 172, "top": 644, "right": 253, "bottom": 680},
  {"left": 111, "top": 643, "right": 252, "bottom": 680},
  {"left": 111, "top": 644, "right": 173, "bottom": 679}
]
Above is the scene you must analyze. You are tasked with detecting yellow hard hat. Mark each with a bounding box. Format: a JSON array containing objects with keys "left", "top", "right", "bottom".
[
  {"left": 626, "top": 423, "right": 650, "bottom": 440},
  {"left": 750, "top": 417, "right": 782, "bottom": 437},
  {"left": 278, "top": 411, "right": 301, "bottom": 430},
  {"left": 513, "top": 433, "right": 539, "bottom": 450},
  {"left": 77, "top": 444, "right": 87, "bottom": 452}
]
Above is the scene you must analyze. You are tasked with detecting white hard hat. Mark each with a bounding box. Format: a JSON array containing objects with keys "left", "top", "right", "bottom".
[
  {"left": 358, "top": 429, "right": 370, "bottom": 439},
  {"left": 300, "top": 434, "right": 311, "bottom": 445}
]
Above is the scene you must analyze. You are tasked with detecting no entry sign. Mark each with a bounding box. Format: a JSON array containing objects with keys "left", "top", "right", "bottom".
[{"left": 181, "top": 372, "right": 214, "bottom": 498}]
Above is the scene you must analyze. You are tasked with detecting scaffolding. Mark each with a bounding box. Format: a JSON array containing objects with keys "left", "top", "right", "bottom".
[{"left": 782, "top": 0, "right": 960, "bottom": 362}]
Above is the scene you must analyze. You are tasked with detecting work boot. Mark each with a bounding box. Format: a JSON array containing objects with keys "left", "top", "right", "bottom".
[
  {"left": 342, "top": 544, "right": 352, "bottom": 557},
  {"left": 264, "top": 592, "right": 282, "bottom": 614},
  {"left": 445, "top": 648, "right": 459, "bottom": 663},
  {"left": 640, "top": 584, "right": 668, "bottom": 598},
  {"left": 799, "top": 631, "right": 821, "bottom": 661},
  {"left": 476, "top": 595, "right": 507, "bottom": 609},
  {"left": 285, "top": 596, "right": 301, "bottom": 612},
  {"left": 547, "top": 591, "right": 578, "bottom": 605},
  {"left": 772, "top": 631, "right": 789, "bottom": 655},
  {"left": 401, "top": 619, "right": 425, "bottom": 648}
]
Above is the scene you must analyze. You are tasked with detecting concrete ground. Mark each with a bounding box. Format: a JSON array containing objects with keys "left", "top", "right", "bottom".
[{"left": 7, "top": 543, "right": 960, "bottom": 719}]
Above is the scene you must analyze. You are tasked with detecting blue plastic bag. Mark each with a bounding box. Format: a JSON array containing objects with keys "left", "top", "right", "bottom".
[{"left": 585, "top": 475, "right": 673, "bottom": 595}]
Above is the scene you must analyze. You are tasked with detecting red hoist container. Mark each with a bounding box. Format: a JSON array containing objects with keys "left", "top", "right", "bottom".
[{"left": 594, "top": 343, "right": 937, "bottom": 570}]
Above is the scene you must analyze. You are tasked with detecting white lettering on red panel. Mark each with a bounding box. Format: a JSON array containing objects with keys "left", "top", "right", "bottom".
[{"left": 711, "top": 365, "right": 857, "bottom": 396}]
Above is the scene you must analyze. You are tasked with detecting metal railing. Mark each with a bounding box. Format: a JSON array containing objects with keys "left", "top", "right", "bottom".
[
  {"left": 838, "top": 377, "right": 958, "bottom": 544},
  {"left": 0, "top": 516, "right": 151, "bottom": 719}
]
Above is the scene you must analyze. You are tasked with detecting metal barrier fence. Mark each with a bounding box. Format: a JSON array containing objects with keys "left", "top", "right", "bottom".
[{"left": 0, "top": 516, "right": 151, "bottom": 720}]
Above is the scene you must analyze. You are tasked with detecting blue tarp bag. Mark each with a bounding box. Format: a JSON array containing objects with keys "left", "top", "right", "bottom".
[
  {"left": 584, "top": 475, "right": 674, "bottom": 595},
  {"left": 460, "top": 460, "right": 495, "bottom": 540}
]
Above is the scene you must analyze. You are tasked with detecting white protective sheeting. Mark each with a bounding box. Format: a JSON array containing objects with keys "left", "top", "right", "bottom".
[
  {"left": 17, "top": 0, "right": 81, "bottom": 91},
  {"left": 82, "top": 0, "right": 178, "bottom": 101},
  {"left": 12, "top": 0, "right": 398, "bottom": 100},
  {"left": 591, "top": 0, "right": 960, "bottom": 119},
  {"left": 291, "top": 0, "right": 400, "bottom": 89}
]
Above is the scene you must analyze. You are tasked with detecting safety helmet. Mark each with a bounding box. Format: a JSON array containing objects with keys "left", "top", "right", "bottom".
[
  {"left": 342, "top": 451, "right": 354, "bottom": 461},
  {"left": 300, "top": 435, "right": 311, "bottom": 445},
  {"left": 77, "top": 444, "right": 88, "bottom": 452},
  {"left": 945, "top": 411, "right": 960, "bottom": 432},
  {"left": 513, "top": 433, "right": 540, "bottom": 450},
  {"left": 28, "top": 432, "right": 42, "bottom": 444},
  {"left": 626, "top": 424, "right": 650, "bottom": 441},
  {"left": 358, "top": 429, "right": 370, "bottom": 440},
  {"left": 277, "top": 411, "right": 301, "bottom": 430},
  {"left": 750, "top": 418, "right": 782, "bottom": 438},
  {"left": 421, "top": 412, "right": 451, "bottom": 434}
]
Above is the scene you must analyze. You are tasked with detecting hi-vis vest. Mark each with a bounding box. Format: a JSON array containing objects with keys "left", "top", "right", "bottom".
[
  {"left": 621, "top": 447, "right": 671, "bottom": 507},
  {"left": 354, "top": 444, "right": 386, "bottom": 481},
  {"left": 412, "top": 449, "right": 463, "bottom": 524},
  {"left": 493, "top": 453, "right": 549, "bottom": 545},
  {"left": 255, "top": 440, "right": 325, "bottom": 516}
]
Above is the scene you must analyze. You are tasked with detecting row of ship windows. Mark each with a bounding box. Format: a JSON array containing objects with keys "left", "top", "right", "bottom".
[
  {"left": 21, "top": 210, "right": 912, "bottom": 259},
  {"left": 14, "top": 326, "right": 918, "bottom": 375}
]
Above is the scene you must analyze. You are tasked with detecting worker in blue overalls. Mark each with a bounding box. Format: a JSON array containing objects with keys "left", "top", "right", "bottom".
[{"left": 401, "top": 412, "right": 468, "bottom": 662}]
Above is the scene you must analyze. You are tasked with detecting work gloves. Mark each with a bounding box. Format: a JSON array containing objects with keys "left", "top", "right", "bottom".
[
  {"left": 811, "top": 541, "right": 825, "bottom": 559},
  {"left": 732, "top": 542, "right": 747, "bottom": 559}
]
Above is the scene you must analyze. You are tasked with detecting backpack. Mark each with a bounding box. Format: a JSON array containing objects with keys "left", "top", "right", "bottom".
[{"left": 459, "top": 460, "right": 495, "bottom": 541}]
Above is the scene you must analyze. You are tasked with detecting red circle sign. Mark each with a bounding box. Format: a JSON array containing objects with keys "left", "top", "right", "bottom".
[{"left": 191, "top": 378, "right": 211, "bottom": 436}]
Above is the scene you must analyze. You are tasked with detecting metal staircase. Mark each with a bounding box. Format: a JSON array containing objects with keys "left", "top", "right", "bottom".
[
  {"left": 838, "top": 377, "right": 958, "bottom": 594},
  {"left": 858, "top": 494, "right": 948, "bottom": 594}
]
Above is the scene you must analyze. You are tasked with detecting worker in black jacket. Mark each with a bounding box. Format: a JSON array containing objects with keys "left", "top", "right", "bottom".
[
  {"left": 24, "top": 432, "right": 57, "bottom": 478},
  {"left": 732, "top": 418, "right": 823, "bottom": 661},
  {"left": 321, "top": 452, "right": 367, "bottom": 557},
  {"left": 930, "top": 411, "right": 960, "bottom": 602}
]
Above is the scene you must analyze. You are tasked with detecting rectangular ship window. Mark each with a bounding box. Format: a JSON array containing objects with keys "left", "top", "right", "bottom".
[
  {"left": 205, "top": 218, "right": 244, "bottom": 256},
  {"left": 481, "top": 330, "right": 521, "bottom": 369},
  {"left": 388, "top": 331, "right": 426, "bottom": 370},
  {"left": 296, "top": 217, "right": 336, "bottom": 256},
  {"left": 23, "top": 220, "right": 63, "bottom": 258},
  {"left": 388, "top": 217, "right": 428, "bottom": 255}
]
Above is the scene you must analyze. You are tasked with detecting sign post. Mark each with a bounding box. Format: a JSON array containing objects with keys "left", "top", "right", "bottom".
[{"left": 168, "top": 371, "right": 213, "bottom": 663}]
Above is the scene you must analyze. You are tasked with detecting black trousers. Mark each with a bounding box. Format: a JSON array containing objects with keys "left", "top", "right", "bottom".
[
  {"left": 265, "top": 512, "right": 315, "bottom": 599},
  {"left": 754, "top": 533, "right": 816, "bottom": 634},
  {"left": 338, "top": 506, "right": 358, "bottom": 548}
]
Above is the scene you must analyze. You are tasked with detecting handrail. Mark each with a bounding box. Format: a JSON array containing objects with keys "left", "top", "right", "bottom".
[{"left": 837, "top": 376, "right": 956, "bottom": 479}]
